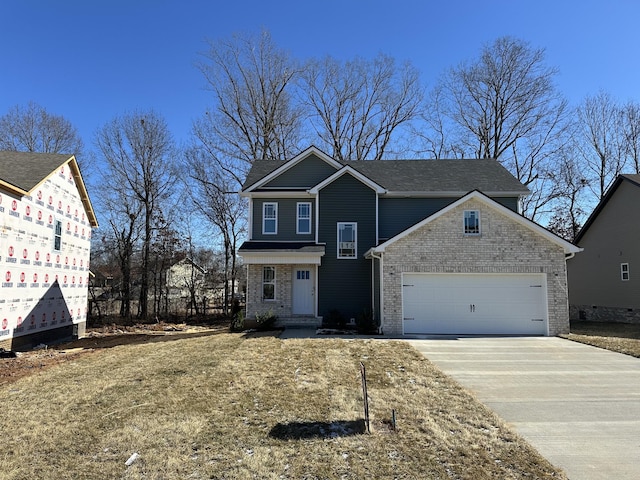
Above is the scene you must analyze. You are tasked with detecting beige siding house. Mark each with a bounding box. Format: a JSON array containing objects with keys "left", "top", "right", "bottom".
[{"left": 568, "top": 174, "right": 640, "bottom": 323}]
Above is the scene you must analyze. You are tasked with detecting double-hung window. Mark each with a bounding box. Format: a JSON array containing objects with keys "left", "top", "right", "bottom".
[
  {"left": 337, "top": 222, "right": 357, "bottom": 259},
  {"left": 54, "top": 220, "right": 62, "bottom": 251},
  {"left": 263, "top": 202, "right": 277, "bottom": 235},
  {"left": 297, "top": 202, "right": 311, "bottom": 234},
  {"left": 463, "top": 210, "right": 480, "bottom": 235},
  {"left": 263, "top": 266, "right": 276, "bottom": 300},
  {"left": 621, "top": 263, "right": 630, "bottom": 281}
]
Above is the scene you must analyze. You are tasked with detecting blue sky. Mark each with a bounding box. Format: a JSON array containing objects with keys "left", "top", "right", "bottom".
[{"left": 2, "top": 0, "right": 640, "bottom": 154}]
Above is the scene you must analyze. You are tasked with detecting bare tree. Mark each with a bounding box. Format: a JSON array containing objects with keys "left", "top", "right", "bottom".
[
  {"left": 95, "top": 110, "right": 177, "bottom": 321},
  {"left": 0, "top": 102, "right": 84, "bottom": 155},
  {"left": 576, "top": 91, "right": 627, "bottom": 200},
  {"left": 196, "top": 29, "right": 303, "bottom": 181},
  {"left": 430, "top": 37, "right": 569, "bottom": 219},
  {"left": 299, "top": 53, "right": 424, "bottom": 160},
  {"left": 622, "top": 100, "right": 640, "bottom": 174},
  {"left": 185, "top": 146, "right": 245, "bottom": 314},
  {"left": 546, "top": 150, "right": 590, "bottom": 242},
  {"left": 95, "top": 185, "right": 142, "bottom": 320}
]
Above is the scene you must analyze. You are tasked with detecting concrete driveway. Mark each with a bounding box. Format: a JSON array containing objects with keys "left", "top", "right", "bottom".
[{"left": 408, "top": 337, "right": 640, "bottom": 480}]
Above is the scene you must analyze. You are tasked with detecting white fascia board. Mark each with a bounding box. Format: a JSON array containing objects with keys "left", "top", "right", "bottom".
[
  {"left": 242, "top": 146, "right": 341, "bottom": 193},
  {"left": 243, "top": 191, "right": 315, "bottom": 199},
  {"left": 371, "top": 190, "right": 582, "bottom": 255},
  {"left": 382, "top": 190, "right": 528, "bottom": 198},
  {"left": 308, "top": 166, "right": 386, "bottom": 194},
  {"left": 240, "top": 251, "right": 324, "bottom": 265}
]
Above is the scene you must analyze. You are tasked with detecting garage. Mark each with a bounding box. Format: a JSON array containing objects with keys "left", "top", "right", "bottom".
[{"left": 402, "top": 273, "right": 548, "bottom": 335}]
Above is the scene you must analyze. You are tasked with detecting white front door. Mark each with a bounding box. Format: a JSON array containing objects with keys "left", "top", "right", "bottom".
[{"left": 292, "top": 267, "right": 314, "bottom": 315}]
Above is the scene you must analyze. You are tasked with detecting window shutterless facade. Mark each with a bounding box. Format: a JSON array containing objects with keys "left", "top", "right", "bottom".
[
  {"left": 621, "top": 263, "right": 630, "bottom": 281},
  {"left": 263, "top": 266, "right": 276, "bottom": 300},
  {"left": 263, "top": 202, "right": 277, "bottom": 234},
  {"left": 337, "top": 222, "right": 357, "bottom": 259},
  {"left": 297, "top": 202, "right": 311, "bottom": 234},
  {"left": 463, "top": 210, "right": 480, "bottom": 235}
]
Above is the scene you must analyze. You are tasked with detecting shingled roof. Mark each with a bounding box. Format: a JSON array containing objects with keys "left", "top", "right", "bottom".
[
  {"left": 0, "top": 150, "right": 98, "bottom": 227},
  {"left": 0, "top": 151, "right": 73, "bottom": 192},
  {"left": 242, "top": 153, "right": 529, "bottom": 196}
]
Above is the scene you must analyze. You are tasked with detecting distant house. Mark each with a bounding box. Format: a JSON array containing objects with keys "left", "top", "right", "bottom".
[
  {"left": 568, "top": 174, "right": 640, "bottom": 324},
  {"left": 166, "top": 257, "right": 207, "bottom": 292},
  {"left": 238, "top": 146, "right": 580, "bottom": 336},
  {"left": 0, "top": 151, "right": 98, "bottom": 350}
]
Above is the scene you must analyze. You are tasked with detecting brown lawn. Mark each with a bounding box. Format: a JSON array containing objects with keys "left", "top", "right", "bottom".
[{"left": 0, "top": 329, "right": 566, "bottom": 479}]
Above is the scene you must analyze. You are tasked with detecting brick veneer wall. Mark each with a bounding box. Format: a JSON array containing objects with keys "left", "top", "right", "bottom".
[
  {"left": 381, "top": 199, "right": 570, "bottom": 336},
  {"left": 245, "top": 264, "right": 293, "bottom": 319}
]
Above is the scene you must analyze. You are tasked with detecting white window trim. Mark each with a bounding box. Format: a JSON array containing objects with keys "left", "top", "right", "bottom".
[
  {"left": 263, "top": 266, "right": 276, "bottom": 301},
  {"left": 621, "top": 263, "right": 630, "bottom": 281},
  {"left": 262, "top": 202, "right": 278, "bottom": 235},
  {"left": 337, "top": 222, "right": 357, "bottom": 259},
  {"left": 296, "top": 202, "right": 312, "bottom": 235},
  {"left": 463, "top": 210, "right": 481, "bottom": 236}
]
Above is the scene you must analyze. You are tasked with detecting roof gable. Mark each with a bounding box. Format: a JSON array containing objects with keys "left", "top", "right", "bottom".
[
  {"left": 369, "top": 190, "right": 581, "bottom": 255},
  {"left": 575, "top": 174, "right": 640, "bottom": 243},
  {"left": 241, "top": 146, "right": 341, "bottom": 193},
  {"left": 0, "top": 150, "right": 98, "bottom": 227},
  {"left": 308, "top": 165, "right": 386, "bottom": 194}
]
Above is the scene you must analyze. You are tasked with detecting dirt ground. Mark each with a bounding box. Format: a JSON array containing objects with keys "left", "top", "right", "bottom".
[{"left": 0, "top": 320, "right": 230, "bottom": 387}]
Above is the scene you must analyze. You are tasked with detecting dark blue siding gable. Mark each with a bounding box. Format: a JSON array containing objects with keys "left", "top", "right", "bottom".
[
  {"left": 263, "top": 154, "right": 338, "bottom": 189},
  {"left": 318, "top": 173, "right": 376, "bottom": 320}
]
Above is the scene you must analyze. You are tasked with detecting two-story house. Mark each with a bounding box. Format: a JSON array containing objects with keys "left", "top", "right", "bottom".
[
  {"left": 239, "top": 146, "right": 580, "bottom": 336},
  {"left": 0, "top": 151, "right": 98, "bottom": 350}
]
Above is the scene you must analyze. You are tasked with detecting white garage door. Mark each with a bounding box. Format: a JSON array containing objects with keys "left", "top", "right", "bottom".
[{"left": 402, "top": 273, "right": 547, "bottom": 335}]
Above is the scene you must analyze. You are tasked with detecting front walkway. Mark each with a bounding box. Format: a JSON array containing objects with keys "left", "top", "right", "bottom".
[{"left": 408, "top": 337, "right": 640, "bottom": 480}]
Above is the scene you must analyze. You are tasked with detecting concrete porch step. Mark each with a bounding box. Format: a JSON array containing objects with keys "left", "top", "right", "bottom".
[{"left": 276, "top": 316, "right": 322, "bottom": 328}]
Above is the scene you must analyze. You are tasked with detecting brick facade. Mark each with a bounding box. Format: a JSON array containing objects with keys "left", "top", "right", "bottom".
[
  {"left": 380, "top": 199, "right": 571, "bottom": 336},
  {"left": 246, "top": 264, "right": 293, "bottom": 320}
]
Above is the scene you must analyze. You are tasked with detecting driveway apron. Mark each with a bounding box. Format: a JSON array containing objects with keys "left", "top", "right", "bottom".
[{"left": 407, "top": 337, "right": 640, "bottom": 480}]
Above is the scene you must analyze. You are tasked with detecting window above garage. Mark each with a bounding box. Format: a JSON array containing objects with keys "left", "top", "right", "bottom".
[{"left": 463, "top": 210, "right": 480, "bottom": 235}]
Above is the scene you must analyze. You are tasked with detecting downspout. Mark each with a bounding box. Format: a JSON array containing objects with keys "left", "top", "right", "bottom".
[{"left": 370, "top": 250, "right": 384, "bottom": 335}]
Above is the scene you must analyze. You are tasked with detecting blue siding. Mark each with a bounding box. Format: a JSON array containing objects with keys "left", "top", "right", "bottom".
[
  {"left": 263, "top": 154, "right": 338, "bottom": 189},
  {"left": 252, "top": 198, "right": 315, "bottom": 241},
  {"left": 494, "top": 196, "right": 519, "bottom": 211},
  {"left": 379, "top": 196, "right": 521, "bottom": 241},
  {"left": 379, "top": 197, "right": 455, "bottom": 241},
  {"left": 318, "top": 174, "right": 376, "bottom": 321}
]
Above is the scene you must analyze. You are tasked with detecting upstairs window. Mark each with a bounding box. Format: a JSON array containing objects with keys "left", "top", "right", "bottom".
[
  {"left": 54, "top": 220, "right": 62, "bottom": 251},
  {"left": 621, "top": 263, "right": 630, "bottom": 281},
  {"left": 263, "top": 266, "right": 276, "bottom": 300},
  {"left": 297, "top": 202, "right": 312, "bottom": 234},
  {"left": 263, "top": 202, "right": 277, "bottom": 234},
  {"left": 337, "top": 222, "right": 357, "bottom": 259},
  {"left": 463, "top": 210, "right": 480, "bottom": 235}
]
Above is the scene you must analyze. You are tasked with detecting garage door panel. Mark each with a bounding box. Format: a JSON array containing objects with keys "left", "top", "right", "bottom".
[{"left": 402, "top": 274, "right": 547, "bottom": 335}]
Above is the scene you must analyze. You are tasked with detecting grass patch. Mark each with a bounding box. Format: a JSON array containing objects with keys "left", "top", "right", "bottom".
[
  {"left": 562, "top": 320, "right": 640, "bottom": 358},
  {"left": 0, "top": 334, "right": 565, "bottom": 479}
]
